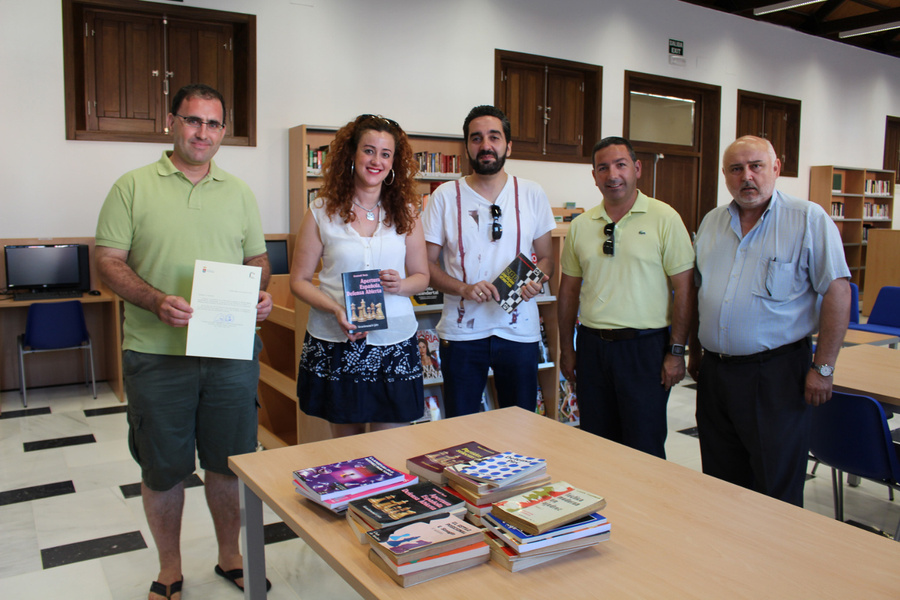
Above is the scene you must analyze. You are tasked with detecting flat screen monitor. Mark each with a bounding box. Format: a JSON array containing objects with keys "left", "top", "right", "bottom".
[
  {"left": 4, "top": 244, "right": 91, "bottom": 293},
  {"left": 266, "top": 239, "right": 290, "bottom": 275}
]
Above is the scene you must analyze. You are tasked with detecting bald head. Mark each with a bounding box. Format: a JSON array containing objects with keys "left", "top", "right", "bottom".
[{"left": 722, "top": 135, "right": 781, "bottom": 210}]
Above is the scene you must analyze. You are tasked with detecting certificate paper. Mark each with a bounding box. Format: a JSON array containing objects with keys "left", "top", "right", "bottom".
[{"left": 185, "top": 260, "right": 261, "bottom": 360}]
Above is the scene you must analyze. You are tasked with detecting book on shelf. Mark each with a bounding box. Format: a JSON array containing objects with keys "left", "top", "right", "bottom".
[
  {"left": 415, "top": 329, "right": 442, "bottom": 379},
  {"left": 482, "top": 512, "right": 610, "bottom": 555},
  {"left": 492, "top": 253, "right": 545, "bottom": 314},
  {"left": 366, "top": 514, "right": 485, "bottom": 564},
  {"left": 412, "top": 286, "right": 443, "bottom": 306},
  {"left": 486, "top": 531, "right": 598, "bottom": 572},
  {"left": 295, "top": 472, "right": 418, "bottom": 513},
  {"left": 367, "top": 546, "right": 488, "bottom": 588},
  {"left": 832, "top": 172, "right": 843, "bottom": 193},
  {"left": 307, "top": 144, "right": 329, "bottom": 172},
  {"left": 292, "top": 456, "right": 407, "bottom": 502},
  {"left": 558, "top": 376, "right": 579, "bottom": 423},
  {"left": 491, "top": 481, "right": 607, "bottom": 535},
  {"left": 342, "top": 269, "right": 387, "bottom": 332},
  {"left": 535, "top": 385, "right": 546, "bottom": 416},
  {"left": 538, "top": 316, "right": 552, "bottom": 362},
  {"left": 406, "top": 441, "right": 498, "bottom": 485},
  {"left": 447, "top": 451, "right": 546, "bottom": 488},
  {"left": 347, "top": 481, "right": 466, "bottom": 529}
]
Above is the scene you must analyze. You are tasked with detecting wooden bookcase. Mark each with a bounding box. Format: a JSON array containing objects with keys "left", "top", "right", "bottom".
[{"left": 809, "top": 165, "right": 895, "bottom": 297}]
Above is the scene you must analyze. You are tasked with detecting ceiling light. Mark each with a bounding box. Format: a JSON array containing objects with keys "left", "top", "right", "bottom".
[
  {"left": 753, "top": 0, "right": 826, "bottom": 17},
  {"left": 839, "top": 21, "right": 900, "bottom": 38}
]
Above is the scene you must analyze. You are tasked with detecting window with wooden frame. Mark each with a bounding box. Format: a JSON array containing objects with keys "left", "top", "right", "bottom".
[
  {"left": 494, "top": 50, "right": 601, "bottom": 164},
  {"left": 884, "top": 116, "right": 900, "bottom": 184},
  {"left": 736, "top": 90, "right": 801, "bottom": 177},
  {"left": 62, "top": 0, "right": 256, "bottom": 146}
]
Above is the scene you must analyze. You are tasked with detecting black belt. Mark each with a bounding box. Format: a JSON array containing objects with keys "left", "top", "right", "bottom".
[
  {"left": 704, "top": 338, "right": 809, "bottom": 364},
  {"left": 580, "top": 326, "right": 668, "bottom": 342}
]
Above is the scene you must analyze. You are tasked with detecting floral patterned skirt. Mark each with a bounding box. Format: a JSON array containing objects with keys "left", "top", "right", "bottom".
[{"left": 296, "top": 333, "right": 424, "bottom": 424}]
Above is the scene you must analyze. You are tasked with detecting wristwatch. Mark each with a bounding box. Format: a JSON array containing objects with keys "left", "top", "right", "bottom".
[
  {"left": 668, "top": 344, "right": 686, "bottom": 357},
  {"left": 811, "top": 363, "right": 834, "bottom": 377}
]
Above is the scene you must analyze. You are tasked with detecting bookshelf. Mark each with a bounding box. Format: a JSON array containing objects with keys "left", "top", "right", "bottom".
[{"left": 809, "top": 165, "right": 895, "bottom": 296}]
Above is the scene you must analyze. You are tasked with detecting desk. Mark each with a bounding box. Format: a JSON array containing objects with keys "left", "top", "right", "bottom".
[
  {"left": 0, "top": 237, "right": 125, "bottom": 404},
  {"left": 229, "top": 408, "right": 900, "bottom": 599},
  {"left": 834, "top": 343, "right": 900, "bottom": 409},
  {"left": 841, "top": 329, "right": 900, "bottom": 347},
  {"left": 0, "top": 290, "right": 124, "bottom": 403}
]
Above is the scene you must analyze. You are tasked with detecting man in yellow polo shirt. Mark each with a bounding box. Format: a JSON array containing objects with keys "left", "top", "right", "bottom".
[{"left": 558, "top": 137, "right": 694, "bottom": 458}]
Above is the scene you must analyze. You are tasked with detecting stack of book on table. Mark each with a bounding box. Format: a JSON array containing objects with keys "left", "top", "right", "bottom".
[
  {"left": 482, "top": 481, "right": 610, "bottom": 571},
  {"left": 365, "top": 513, "right": 489, "bottom": 587},
  {"left": 292, "top": 456, "right": 416, "bottom": 513},
  {"left": 345, "top": 481, "right": 467, "bottom": 543},
  {"left": 443, "top": 451, "right": 551, "bottom": 525}
]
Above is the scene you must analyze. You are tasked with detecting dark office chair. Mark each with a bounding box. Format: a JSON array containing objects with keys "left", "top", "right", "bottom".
[
  {"left": 809, "top": 391, "right": 900, "bottom": 541},
  {"left": 17, "top": 300, "right": 96, "bottom": 407}
]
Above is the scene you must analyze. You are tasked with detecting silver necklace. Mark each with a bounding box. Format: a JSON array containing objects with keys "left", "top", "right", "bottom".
[{"left": 352, "top": 199, "right": 380, "bottom": 221}]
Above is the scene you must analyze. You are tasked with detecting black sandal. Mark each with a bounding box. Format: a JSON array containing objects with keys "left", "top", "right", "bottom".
[
  {"left": 149, "top": 577, "right": 183, "bottom": 599},
  {"left": 215, "top": 564, "right": 272, "bottom": 592}
]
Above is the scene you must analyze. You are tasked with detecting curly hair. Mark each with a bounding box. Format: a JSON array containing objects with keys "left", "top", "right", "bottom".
[{"left": 317, "top": 115, "right": 420, "bottom": 235}]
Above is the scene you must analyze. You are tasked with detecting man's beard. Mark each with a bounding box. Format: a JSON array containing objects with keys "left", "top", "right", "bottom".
[{"left": 469, "top": 149, "right": 507, "bottom": 175}]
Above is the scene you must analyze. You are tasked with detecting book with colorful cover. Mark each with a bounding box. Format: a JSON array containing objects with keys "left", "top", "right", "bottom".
[
  {"left": 406, "top": 441, "right": 498, "bottom": 485},
  {"left": 347, "top": 481, "right": 466, "bottom": 529},
  {"left": 415, "top": 329, "right": 442, "bottom": 380},
  {"left": 367, "top": 547, "right": 488, "bottom": 587},
  {"left": 366, "top": 514, "right": 484, "bottom": 563},
  {"left": 292, "top": 456, "right": 406, "bottom": 501},
  {"left": 369, "top": 540, "right": 489, "bottom": 575},
  {"left": 486, "top": 531, "right": 596, "bottom": 571},
  {"left": 449, "top": 451, "right": 546, "bottom": 487},
  {"left": 482, "top": 512, "right": 610, "bottom": 554},
  {"left": 492, "top": 253, "right": 545, "bottom": 314},
  {"left": 341, "top": 269, "right": 387, "bottom": 332},
  {"left": 491, "top": 481, "right": 607, "bottom": 535},
  {"left": 486, "top": 511, "right": 609, "bottom": 544},
  {"left": 295, "top": 472, "right": 418, "bottom": 513},
  {"left": 448, "top": 472, "right": 553, "bottom": 505}
]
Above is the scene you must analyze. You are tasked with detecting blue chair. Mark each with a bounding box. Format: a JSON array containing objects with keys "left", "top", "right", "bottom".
[
  {"left": 17, "top": 300, "right": 96, "bottom": 407},
  {"left": 849, "top": 286, "right": 900, "bottom": 343},
  {"left": 809, "top": 391, "right": 900, "bottom": 541},
  {"left": 848, "top": 281, "right": 860, "bottom": 324}
]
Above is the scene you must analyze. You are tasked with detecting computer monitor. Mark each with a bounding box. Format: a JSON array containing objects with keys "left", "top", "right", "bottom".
[
  {"left": 4, "top": 244, "right": 91, "bottom": 293},
  {"left": 266, "top": 239, "right": 290, "bottom": 275}
]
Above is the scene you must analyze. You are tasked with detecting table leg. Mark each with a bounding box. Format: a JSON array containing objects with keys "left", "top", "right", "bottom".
[{"left": 239, "top": 479, "right": 267, "bottom": 600}]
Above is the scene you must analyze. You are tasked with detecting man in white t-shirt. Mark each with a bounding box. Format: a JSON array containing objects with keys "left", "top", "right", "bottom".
[{"left": 423, "top": 105, "right": 556, "bottom": 417}]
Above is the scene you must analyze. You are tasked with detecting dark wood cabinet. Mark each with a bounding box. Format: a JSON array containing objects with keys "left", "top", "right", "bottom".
[
  {"left": 63, "top": 0, "right": 255, "bottom": 146},
  {"left": 495, "top": 50, "right": 601, "bottom": 164}
]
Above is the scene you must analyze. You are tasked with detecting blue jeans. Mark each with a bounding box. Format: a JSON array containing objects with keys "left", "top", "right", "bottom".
[{"left": 439, "top": 336, "right": 539, "bottom": 418}]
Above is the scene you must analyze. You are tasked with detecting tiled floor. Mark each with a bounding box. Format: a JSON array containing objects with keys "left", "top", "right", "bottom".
[{"left": 2, "top": 379, "right": 899, "bottom": 599}]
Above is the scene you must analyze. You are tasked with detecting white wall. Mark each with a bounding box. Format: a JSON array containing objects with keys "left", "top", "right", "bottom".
[{"left": 2, "top": 0, "right": 899, "bottom": 238}]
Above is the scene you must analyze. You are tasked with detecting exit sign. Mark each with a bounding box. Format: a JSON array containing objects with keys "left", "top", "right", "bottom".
[{"left": 669, "top": 39, "right": 684, "bottom": 56}]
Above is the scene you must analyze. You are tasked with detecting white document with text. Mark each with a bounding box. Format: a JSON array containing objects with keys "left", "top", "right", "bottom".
[{"left": 185, "top": 259, "right": 261, "bottom": 360}]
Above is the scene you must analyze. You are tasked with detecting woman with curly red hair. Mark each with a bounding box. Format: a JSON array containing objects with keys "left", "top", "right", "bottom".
[{"left": 290, "top": 115, "right": 429, "bottom": 438}]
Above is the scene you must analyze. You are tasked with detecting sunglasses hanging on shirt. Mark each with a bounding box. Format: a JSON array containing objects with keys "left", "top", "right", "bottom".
[
  {"left": 603, "top": 222, "right": 615, "bottom": 256},
  {"left": 490, "top": 204, "right": 502, "bottom": 241}
]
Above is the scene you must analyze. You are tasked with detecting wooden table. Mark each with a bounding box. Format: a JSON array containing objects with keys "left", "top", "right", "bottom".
[
  {"left": 229, "top": 408, "right": 900, "bottom": 599},
  {"left": 841, "top": 329, "right": 900, "bottom": 347},
  {"left": 834, "top": 343, "right": 900, "bottom": 408}
]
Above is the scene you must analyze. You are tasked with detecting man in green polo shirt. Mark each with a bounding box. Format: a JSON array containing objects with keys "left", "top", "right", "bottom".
[
  {"left": 557, "top": 136, "right": 694, "bottom": 459},
  {"left": 95, "top": 84, "right": 272, "bottom": 600}
]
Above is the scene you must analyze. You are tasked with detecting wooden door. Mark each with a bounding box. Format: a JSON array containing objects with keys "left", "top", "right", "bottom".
[
  {"left": 85, "top": 9, "right": 162, "bottom": 133},
  {"left": 545, "top": 67, "right": 584, "bottom": 158},
  {"left": 625, "top": 72, "right": 720, "bottom": 234},
  {"left": 499, "top": 60, "right": 543, "bottom": 155}
]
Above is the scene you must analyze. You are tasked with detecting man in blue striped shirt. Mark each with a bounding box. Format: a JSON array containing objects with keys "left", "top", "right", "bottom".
[{"left": 688, "top": 135, "right": 850, "bottom": 506}]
